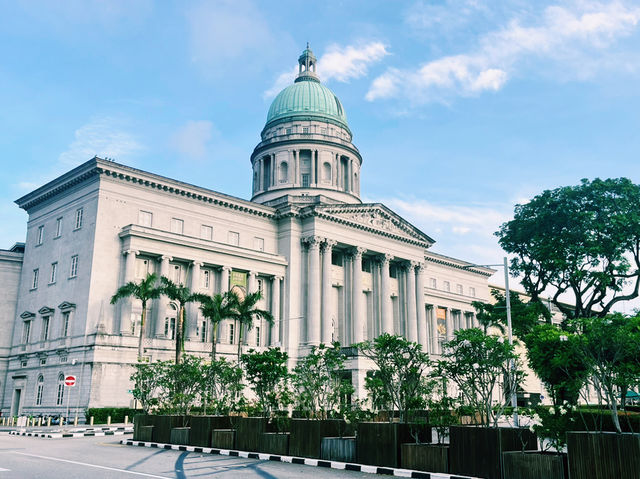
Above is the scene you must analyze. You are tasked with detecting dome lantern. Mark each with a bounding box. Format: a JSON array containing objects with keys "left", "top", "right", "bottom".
[{"left": 296, "top": 42, "right": 319, "bottom": 83}]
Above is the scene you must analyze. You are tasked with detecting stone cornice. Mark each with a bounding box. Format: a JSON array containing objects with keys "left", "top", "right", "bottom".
[
  {"left": 16, "top": 157, "right": 278, "bottom": 220},
  {"left": 424, "top": 252, "right": 495, "bottom": 277}
]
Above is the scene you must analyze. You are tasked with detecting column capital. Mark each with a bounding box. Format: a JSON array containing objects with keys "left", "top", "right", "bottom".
[
  {"left": 221, "top": 265, "right": 232, "bottom": 272},
  {"left": 248, "top": 270, "right": 258, "bottom": 278},
  {"left": 409, "top": 260, "right": 421, "bottom": 269},
  {"left": 160, "top": 255, "right": 173, "bottom": 262},
  {"left": 417, "top": 262, "right": 426, "bottom": 273},
  {"left": 350, "top": 246, "right": 366, "bottom": 259},
  {"left": 301, "top": 235, "right": 323, "bottom": 248},
  {"left": 378, "top": 253, "right": 393, "bottom": 265},
  {"left": 272, "top": 275, "right": 284, "bottom": 282},
  {"left": 322, "top": 239, "right": 337, "bottom": 251},
  {"left": 123, "top": 249, "right": 139, "bottom": 257},
  {"left": 191, "top": 261, "right": 203, "bottom": 268}
]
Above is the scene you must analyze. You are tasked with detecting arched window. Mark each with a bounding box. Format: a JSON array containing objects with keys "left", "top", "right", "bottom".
[
  {"left": 35, "top": 375, "right": 44, "bottom": 406},
  {"left": 56, "top": 373, "right": 64, "bottom": 405},
  {"left": 165, "top": 303, "right": 177, "bottom": 340},
  {"left": 322, "top": 162, "right": 332, "bottom": 183},
  {"left": 279, "top": 162, "right": 288, "bottom": 183}
]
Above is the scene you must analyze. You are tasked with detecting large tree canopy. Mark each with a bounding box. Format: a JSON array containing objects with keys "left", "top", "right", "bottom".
[{"left": 497, "top": 178, "right": 640, "bottom": 319}]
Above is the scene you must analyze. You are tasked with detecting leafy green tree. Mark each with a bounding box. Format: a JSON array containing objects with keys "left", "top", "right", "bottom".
[
  {"left": 473, "top": 288, "right": 551, "bottom": 338},
  {"left": 129, "top": 359, "right": 163, "bottom": 413},
  {"left": 201, "top": 358, "right": 244, "bottom": 415},
  {"left": 241, "top": 347, "right": 291, "bottom": 418},
  {"left": 358, "top": 334, "right": 431, "bottom": 423},
  {"left": 427, "top": 378, "right": 459, "bottom": 444},
  {"left": 572, "top": 314, "right": 640, "bottom": 433},
  {"left": 436, "top": 328, "right": 524, "bottom": 427},
  {"left": 497, "top": 178, "right": 640, "bottom": 319},
  {"left": 157, "top": 355, "right": 204, "bottom": 416},
  {"left": 231, "top": 290, "right": 274, "bottom": 362},
  {"left": 111, "top": 272, "right": 163, "bottom": 359},
  {"left": 193, "top": 291, "right": 237, "bottom": 360},
  {"left": 160, "top": 276, "right": 199, "bottom": 364},
  {"left": 291, "top": 342, "right": 354, "bottom": 419}
]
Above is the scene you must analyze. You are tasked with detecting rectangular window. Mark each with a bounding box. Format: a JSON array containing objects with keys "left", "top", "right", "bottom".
[
  {"left": 170, "top": 218, "right": 184, "bottom": 234},
  {"left": 40, "top": 358, "right": 46, "bottom": 366},
  {"left": 255, "top": 326, "right": 260, "bottom": 346},
  {"left": 443, "top": 281, "right": 450, "bottom": 292},
  {"left": 228, "top": 231, "right": 239, "bottom": 246},
  {"left": 22, "top": 320, "right": 31, "bottom": 343},
  {"left": 361, "top": 258, "right": 372, "bottom": 273},
  {"left": 321, "top": 128, "right": 327, "bottom": 135},
  {"left": 302, "top": 126, "right": 309, "bottom": 134},
  {"left": 331, "top": 251, "right": 343, "bottom": 266},
  {"left": 60, "top": 355, "right": 67, "bottom": 363},
  {"left": 202, "top": 270, "right": 211, "bottom": 289},
  {"left": 139, "top": 210, "right": 153, "bottom": 227},
  {"left": 257, "top": 278, "right": 264, "bottom": 295},
  {"left": 301, "top": 174, "right": 310, "bottom": 187},
  {"left": 254, "top": 237, "right": 264, "bottom": 252},
  {"left": 62, "top": 311, "right": 71, "bottom": 337},
  {"left": 69, "top": 255, "right": 78, "bottom": 278},
  {"left": 55, "top": 217, "right": 63, "bottom": 238},
  {"left": 21, "top": 360, "right": 28, "bottom": 368},
  {"left": 285, "top": 127, "right": 292, "bottom": 135},
  {"left": 171, "top": 264, "right": 182, "bottom": 284},
  {"left": 389, "top": 265, "right": 398, "bottom": 279},
  {"left": 201, "top": 224, "right": 213, "bottom": 240},
  {"left": 32, "top": 269, "right": 39, "bottom": 289},
  {"left": 50, "top": 262, "right": 58, "bottom": 284},
  {"left": 41, "top": 316, "right": 50, "bottom": 341},
  {"left": 228, "top": 323, "right": 235, "bottom": 344},
  {"left": 36, "top": 225, "right": 44, "bottom": 245},
  {"left": 135, "top": 258, "right": 150, "bottom": 279},
  {"left": 74, "top": 207, "right": 83, "bottom": 229},
  {"left": 429, "top": 278, "right": 437, "bottom": 289},
  {"left": 164, "top": 317, "right": 176, "bottom": 340},
  {"left": 200, "top": 320, "right": 208, "bottom": 343},
  {"left": 469, "top": 287, "right": 476, "bottom": 297},
  {"left": 456, "top": 284, "right": 463, "bottom": 294},
  {"left": 36, "top": 380, "right": 43, "bottom": 405},
  {"left": 56, "top": 379, "right": 64, "bottom": 405}
]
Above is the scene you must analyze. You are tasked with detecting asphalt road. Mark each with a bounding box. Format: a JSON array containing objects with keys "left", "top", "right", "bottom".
[{"left": 0, "top": 432, "right": 375, "bottom": 478}]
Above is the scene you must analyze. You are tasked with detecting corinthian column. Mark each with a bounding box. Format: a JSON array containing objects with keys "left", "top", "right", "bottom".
[
  {"left": 416, "top": 262, "right": 427, "bottom": 348},
  {"left": 445, "top": 308, "right": 454, "bottom": 341},
  {"left": 379, "top": 254, "right": 393, "bottom": 335},
  {"left": 321, "top": 239, "right": 337, "bottom": 344},
  {"left": 220, "top": 266, "right": 231, "bottom": 293},
  {"left": 303, "top": 236, "right": 322, "bottom": 345},
  {"left": 352, "top": 247, "right": 366, "bottom": 344},
  {"left": 187, "top": 261, "right": 203, "bottom": 340},
  {"left": 155, "top": 255, "right": 172, "bottom": 337},
  {"left": 120, "top": 249, "right": 138, "bottom": 335},
  {"left": 271, "top": 276, "right": 282, "bottom": 345},
  {"left": 406, "top": 262, "right": 418, "bottom": 343}
]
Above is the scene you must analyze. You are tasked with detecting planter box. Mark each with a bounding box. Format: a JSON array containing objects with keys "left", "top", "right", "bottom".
[
  {"left": 502, "top": 451, "right": 567, "bottom": 479},
  {"left": 449, "top": 426, "right": 538, "bottom": 479},
  {"left": 289, "top": 419, "right": 350, "bottom": 459},
  {"left": 321, "top": 437, "right": 356, "bottom": 462},
  {"left": 259, "top": 433, "right": 289, "bottom": 455},
  {"left": 212, "top": 429, "right": 236, "bottom": 449},
  {"left": 170, "top": 427, "right": 190, "bottom": 445},
  {"left": 235, "top": 417, "right": 267, "bottom": 452},
  {"left": 189, "top": 416, "right": 232, "bottom": 447},
  {"left": 567, "top": 431, "right": 640, "bottom": 479},
  {"left": 148, "top": 415, "right": 186, "bottom": 444},
  {"left": 401, "top": 443, "right": 448, "bottom": 473},
  {"left": 357, "top": 422, "right": 432, "bottom": 468},
  {"left": 138, "top": 425, "right": 154, "bottom": 442},
  {"left": 133, "top": 414, "right": 153, "bottom": 441}
]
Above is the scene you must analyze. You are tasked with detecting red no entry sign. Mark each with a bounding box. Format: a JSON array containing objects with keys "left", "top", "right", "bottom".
[{"left": 64, "top": 375, "right": 76, "bottom": 387}]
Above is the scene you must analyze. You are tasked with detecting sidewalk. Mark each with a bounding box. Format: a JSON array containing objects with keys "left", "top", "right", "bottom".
[{"left": 3, "top": 422, "right": 133, "bottom": 439}]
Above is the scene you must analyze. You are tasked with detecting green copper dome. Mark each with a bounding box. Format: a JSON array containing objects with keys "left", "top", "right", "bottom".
[{"left": 265, "top": 46, "right": 349, "bottom": 131}]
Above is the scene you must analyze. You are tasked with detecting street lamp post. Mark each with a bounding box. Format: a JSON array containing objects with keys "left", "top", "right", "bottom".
[{"left": 465, "top": 257, "right": 519, "bottom": 427}]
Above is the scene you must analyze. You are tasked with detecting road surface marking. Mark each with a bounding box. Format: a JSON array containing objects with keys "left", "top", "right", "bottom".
[
  {"left": 14, "top": 452, "right": 170, "bottom": 478},
  {"left": 0, "top": 468, "right": 10, "bottom": 472}
]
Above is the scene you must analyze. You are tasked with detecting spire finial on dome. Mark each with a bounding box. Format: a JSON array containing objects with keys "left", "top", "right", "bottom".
[{"left": 296, "top": 44, "right": 319, "bottom": 83}]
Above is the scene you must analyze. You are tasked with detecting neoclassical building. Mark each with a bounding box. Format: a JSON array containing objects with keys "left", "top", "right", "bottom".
[{"left": 0, "top": 47, "right": 493, "bottom": 418}]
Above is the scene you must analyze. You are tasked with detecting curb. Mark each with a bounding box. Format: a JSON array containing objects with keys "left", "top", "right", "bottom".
[
  {"left": 120, "top": 439, "right": 479, "bottom": 479},
  {"left": 10, "top": 428, "right": 133, "bottom": 439}
]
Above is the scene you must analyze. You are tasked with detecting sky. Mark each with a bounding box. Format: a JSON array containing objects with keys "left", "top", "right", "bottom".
[{"left": 1, "top": 0, "right": 640, "bottom": 301}]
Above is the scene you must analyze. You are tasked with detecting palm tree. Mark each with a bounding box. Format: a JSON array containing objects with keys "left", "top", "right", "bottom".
[
  {"left": 193, "top": 291, "right": 237, "bottom": 360},
  {"left": 110, "top": 272, "right": 162, "bottom": 359},
  {"left": 232, "top": 290, "right": 274, "bottom": 362},
  {"left": 160, "top": 276, "right": 199, "bottom": 364}
]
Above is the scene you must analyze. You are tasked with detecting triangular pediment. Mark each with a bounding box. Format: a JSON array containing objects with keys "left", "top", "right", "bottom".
[
  {"left": 38, "top": 306, "right": 55, "bottom": 315},
  {"left": 313, "top": 203, "right": 435, "bottom": 246},
  {"left": 20, "top": 311, "right": 35, "bottom": 319},
  {"left": 58, "top": 301, "right": 76, "bottom": 311}
]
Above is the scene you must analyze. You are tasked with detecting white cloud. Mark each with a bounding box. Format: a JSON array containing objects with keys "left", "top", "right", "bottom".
[
  {"left": 170, "top": 120, "right": 216, "bottom": 160},
  {"left": 264, "top": 42, "right": 389, "bottom": 98},
  {"left": 368, "top": 1, "right": 640, "bottom": 102},
  {"left": 58, "top": 118, "right": 143, "bottom": 166}
]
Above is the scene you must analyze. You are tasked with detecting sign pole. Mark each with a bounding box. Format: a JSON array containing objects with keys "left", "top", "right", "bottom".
[{"left": 65, "top": 383, "right": 71, "bottom": 426}]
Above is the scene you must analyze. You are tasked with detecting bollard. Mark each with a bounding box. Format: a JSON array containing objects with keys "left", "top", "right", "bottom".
[
  {"left": 107, "top": 416, "right": 111, "bottom": 426},
  {"left": 124, "top": 415, "right": 129, "bottom": 425},
  {"left": 47, "top": 417, "right": 51, "bottom": 427},
  {"left": 74, "top": 416, "right": 78, "bottom": 426},
  {"left": 38, "top": 417, "right": 42, "bottom": 427},
  {"left": 90, "top": 416, "right": 94, "bottom": 426}
]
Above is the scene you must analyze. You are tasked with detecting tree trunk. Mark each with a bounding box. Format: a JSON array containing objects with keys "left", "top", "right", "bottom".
[
  {"left": 176, "top": 306, "right": 185, "bottom": 364},
  {"left": 237, "top": 320, "right": 243, "bottom": 363},
  {"left": 138, "top": 304, "right": 147, "bottom": 359},
  {"left": 211, "top": 322, "right": 218, "bottom": 360}
]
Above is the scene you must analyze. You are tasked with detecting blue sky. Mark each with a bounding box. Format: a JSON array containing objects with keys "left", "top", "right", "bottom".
[{"left": 2, "top": 0, "right": 640, "bottom": 298}]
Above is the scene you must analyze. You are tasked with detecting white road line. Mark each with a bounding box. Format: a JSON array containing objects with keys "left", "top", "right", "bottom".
[
  {"left": 13, "top": 452, "right": 170, "bottom": 478},
  {"left": 0, "top": 468, "right": 10, "bottom": 472}
]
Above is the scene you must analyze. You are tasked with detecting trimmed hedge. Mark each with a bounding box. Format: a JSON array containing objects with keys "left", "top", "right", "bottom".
[{"left": 86, "top": 407, "right": 139, "bottom": 424}]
